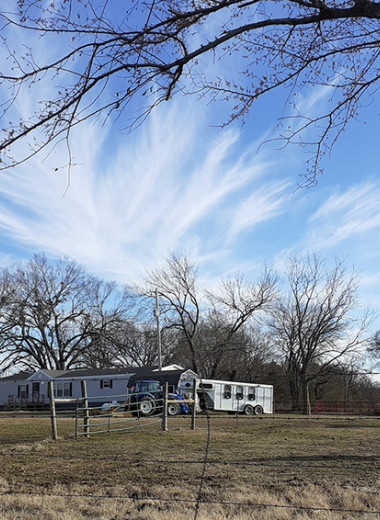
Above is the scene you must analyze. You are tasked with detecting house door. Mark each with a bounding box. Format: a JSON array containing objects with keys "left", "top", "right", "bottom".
[{"left": 32, "top": 382, "right": 40, "bottom": 403}]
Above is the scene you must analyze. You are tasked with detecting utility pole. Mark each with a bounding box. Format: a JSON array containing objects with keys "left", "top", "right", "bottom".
[{"left": 155, "top": 288, "right": 162, "bottom": 371}]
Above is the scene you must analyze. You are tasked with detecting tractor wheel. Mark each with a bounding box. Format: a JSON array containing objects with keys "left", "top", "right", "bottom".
[
  {"left": 243, "top": 405, "right": 254, "bottom": 415},
  {"left": 138, "top": 396, "right": 155, "bottom": 417},
  {"left": 254, "top": 405, "right": 264, "bottom": 415},
  {"left": 167, "top": 402, "right": 180, "bottom": 416}
]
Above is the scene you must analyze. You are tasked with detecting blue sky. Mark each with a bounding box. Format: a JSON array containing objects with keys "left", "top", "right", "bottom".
[{"left": 0, "top": 3, "right": 380, "bottom": 340}]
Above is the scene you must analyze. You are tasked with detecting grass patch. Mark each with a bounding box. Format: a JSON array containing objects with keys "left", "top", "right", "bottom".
[{"left": 0, "top": 415, "right": 379, "bottom": 518}]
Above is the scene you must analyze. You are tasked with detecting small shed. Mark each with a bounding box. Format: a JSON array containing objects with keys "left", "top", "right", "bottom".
[{"left": 127, "top": 368, "right": 198, "bottom": 394}]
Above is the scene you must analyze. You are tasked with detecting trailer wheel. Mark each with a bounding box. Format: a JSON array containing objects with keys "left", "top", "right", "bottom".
[
  {"left": 167, "top": 403, "right": 180, "bottom": 416},
  {"left": 243, "top": 405, "right": 254, "bottom": 415},
  {"left": 138, "top": 396, "right": 155, "bottom": 416},
  {"left": 254, "top": 405, "right": 263, "bottom": 415}
]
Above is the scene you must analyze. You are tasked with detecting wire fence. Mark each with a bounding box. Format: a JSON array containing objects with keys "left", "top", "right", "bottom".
[
  {"left": 0, "top": 408, "right": 379, "bottom": 446},
  {"left": 0, "top": 414, "right": 379, "bottom": 519},
  {"left": 0, "top": 489, "right": 379, "bottom": 516},
  {"left": 1, "top": 382, "right": 379, "bottom": 519}
]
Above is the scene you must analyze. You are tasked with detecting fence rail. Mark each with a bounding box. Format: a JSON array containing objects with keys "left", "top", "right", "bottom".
[
  {"left": 275, "top": 399, "right": 380, "bottom": 415},
  {"left": 73, "top": 381, "right": 196, "bottom": 438}
]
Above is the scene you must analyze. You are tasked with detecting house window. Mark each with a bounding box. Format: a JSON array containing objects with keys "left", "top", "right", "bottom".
[
  {"left": 100, "top": 379, "right": 113, "bottom": 389},
  {"left": 55, "top": 382, "right": 72, "bottom": 397},
  {"left": 18, "top": 385, "right": 29, "bottom": 399}
]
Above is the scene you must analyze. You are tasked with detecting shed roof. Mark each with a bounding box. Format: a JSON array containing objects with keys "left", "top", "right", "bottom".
[{"left": 127, "top": 368, "right": 195, "bottom": 388}]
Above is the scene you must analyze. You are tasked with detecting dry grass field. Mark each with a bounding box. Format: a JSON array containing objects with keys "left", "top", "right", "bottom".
[{"left": 0, "top": 414, "right": 379, "bottom": 519}]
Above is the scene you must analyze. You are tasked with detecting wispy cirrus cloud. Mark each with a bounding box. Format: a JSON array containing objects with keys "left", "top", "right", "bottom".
[
  {"left": 0, "top": 99, "right": 290, "bottom": 282},
  {"left": 307, "top": 182, "right": 380, "bottom": 250},
  {"left": 224, "top": 181, "right": 291, "bottom": 245}
]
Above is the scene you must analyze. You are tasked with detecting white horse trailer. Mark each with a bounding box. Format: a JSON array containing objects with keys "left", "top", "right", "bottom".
[{"left": 179, "top": 378, "right": 273, "bottom": 415}]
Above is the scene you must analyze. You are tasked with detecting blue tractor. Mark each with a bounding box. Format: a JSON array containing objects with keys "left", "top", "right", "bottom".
[{"left": 129, "top": 380, "right": 189, "bottom": 417}]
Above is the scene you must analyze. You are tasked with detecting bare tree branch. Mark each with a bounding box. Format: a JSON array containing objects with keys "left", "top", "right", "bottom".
[{"left": 0, "top": 0, "right": 379, "bottom": 182}]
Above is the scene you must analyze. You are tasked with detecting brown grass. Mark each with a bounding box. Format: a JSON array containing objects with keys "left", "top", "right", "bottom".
[{"left": 0, "top": 415, "right": 379, "bottom": 519}]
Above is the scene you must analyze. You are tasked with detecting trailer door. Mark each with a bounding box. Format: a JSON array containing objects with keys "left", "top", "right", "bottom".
[
  {"left": 257, "top": 386, "right": 273, "bottom": 413},
  {"left": 230, "top": 385, "right": 244, "bottom": 412},
  {"left": 219, "top": 383, "right": 232, "bottom": 411},
  {"left": 263, "top": 386, "right": 273, "bottom": 413}
]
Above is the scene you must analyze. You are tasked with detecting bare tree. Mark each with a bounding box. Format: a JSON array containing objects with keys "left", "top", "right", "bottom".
[
  {"left": 141, "top": 253, "right": 277, "bottom": 376},
  {"left": 112, "top": 322, "right": 167, "bottom": 368},
  {"left": 0, "top": 1, "right": 379, "bottom": 183},
  {"left": 203, "top": 269, "right": 278, "bottom": 377},
  {"left": 141, "top": 253, "right": 201, "bottom": 373},
  {"left": 0, "top": 254, "right": 131, "bottom": 371},
  {"left": 269, "top": 254, "right": 371, "bottom": 411},
  {"left": 190, "top": 322, "right": 277, "bottom": 382}
]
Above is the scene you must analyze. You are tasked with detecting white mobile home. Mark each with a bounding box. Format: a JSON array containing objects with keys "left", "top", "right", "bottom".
[
  {"left": 0, "top": 365, "right": 196, "bottom": 409},
  {"left": 180, "top": 378, "right": 273, "bottom": 415}
]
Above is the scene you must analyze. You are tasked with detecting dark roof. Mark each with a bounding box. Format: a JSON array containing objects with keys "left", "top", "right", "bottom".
[
  {"left": 0, "top": 371, "right": 33, "bottom": 382},
  {"left": 0, "top": 366, "right": 188, "bottom": 382},
  {"left": 38, "top": 370, "right": 68, "bottom": 378},
  {"left": 54, "top": 366, "right": 159, "bottom": 379}
]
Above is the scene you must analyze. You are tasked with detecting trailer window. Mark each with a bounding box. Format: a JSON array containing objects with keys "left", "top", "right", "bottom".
[
  {"left": 248, "top": 388, "right": 256, "bottom": 400},
  {"left": 199, "top": 383, "right": 213, "bottom": 389},
  {"left": 223, "top": 385, "right": 231, "bottom": 399},
  {"left": 236, "top": 386, "right": 243, "bottom": 400},
  {"left": 100, "top": 379, "right": 113, "bottom": 389}
]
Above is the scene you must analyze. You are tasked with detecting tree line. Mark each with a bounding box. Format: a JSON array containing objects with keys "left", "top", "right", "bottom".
[{"left": 0, "top": 253, "right": 379, "bottom": 410}]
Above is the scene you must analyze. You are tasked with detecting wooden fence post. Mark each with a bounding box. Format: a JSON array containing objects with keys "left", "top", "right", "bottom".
[
  {"left": 162, "top": 382, "right": 168, "bottom": 431},
  {"left": 48, "top": 381, "right": 58, "bottom": 440},
  {"left": 81, "top": 380, "right": 90, "bottom": 438},
  {"left": 75, "top": 399, "right": 79, "bottom": 440}
]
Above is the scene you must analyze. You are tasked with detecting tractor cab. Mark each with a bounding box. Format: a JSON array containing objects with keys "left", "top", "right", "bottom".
[{"left": 134, "top": 380, "right": 162, "bottom": 396}]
